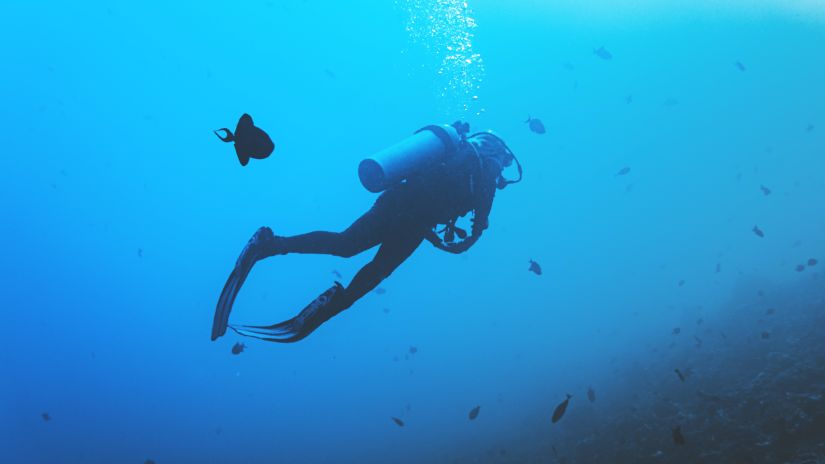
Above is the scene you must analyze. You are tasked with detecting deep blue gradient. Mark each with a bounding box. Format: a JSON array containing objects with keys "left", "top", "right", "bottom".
[{"left": 2, "top": 1, "right": 824, "bottom": 462}]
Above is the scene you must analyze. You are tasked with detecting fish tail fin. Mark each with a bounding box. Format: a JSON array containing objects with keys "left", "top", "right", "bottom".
[{"left": 214, "top": 128, "right": 234, "bottom": 142}]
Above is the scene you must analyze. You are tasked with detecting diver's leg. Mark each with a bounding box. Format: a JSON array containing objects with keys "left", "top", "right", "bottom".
[
  {"left": 212, "top": 204, "right": 390, "bottom": 340},
  {"left": 278, "top": 214, "right": 383, "bottom": 257},
  {"left": 230, "top": 232, "right": 424, "bottom": 343},
  {"left": 339, "top": 232, "right": 424, "bottom": 306}
]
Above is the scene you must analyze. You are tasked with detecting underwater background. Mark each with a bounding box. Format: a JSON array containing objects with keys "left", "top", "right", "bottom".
[{"left": 2, "top": 0, "right": 825, "bottom": 462}]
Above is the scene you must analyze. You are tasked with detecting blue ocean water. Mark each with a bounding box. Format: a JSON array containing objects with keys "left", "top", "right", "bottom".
[{"left": 2, "top": 0, "right": 824, "bottom": 462}]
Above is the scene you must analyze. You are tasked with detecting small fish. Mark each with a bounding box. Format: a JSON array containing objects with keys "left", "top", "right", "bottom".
[
  {"left": 468, "top": 405, "right": 481, "bottom": 420},
  {"left": 231, "top": 342, "right": 245, "bottom": 355},
  {"left": 391, "top": 417, "right": 405, "bottom": 427},
  {"left": 409, "top": 346, "right": 418, "bottom": 355},
  {"left": 323, "top": 68, "right": 336, "bottom": 79},
  {"left": 593, "top": 46, "right": 613, "bottom": 60},
  {"left": 678, "top": 280, "right": 685, "bottom": 287},
  {"left": 374, "top": 287, "right": 387, "bottom": 295},
  {"left": 808, "top": 258, "right": 818, "bottom": 266},
  {"left": 41, "top": 412, "right": 51, "bottom": 422},
  {"left": 715, "top": 262, "right": 721, "bottom": 273},
  {"left": 145, "top": 460, "right": 156, "bottom": 464},
  {"left": 215, "top": 113, "right": 275, "bottom": 166},
  {"left": 694, "top": 336, "right": 703, "bottom": 348},
  {"left": 806, "top": 124, "right": 815, "bottom": 132},
  {"left": 332, "top": 270, "right": 342, "bottom": 278},
  {"left": 551, "top": 394, "right": 572, "bottom": 423},
  {"left": 761, "top": 331, "right": 770, "bottom": 339},
  {"left": 615, "top": 166, "right": 631, "bottom": 176},
  {"left": 674, "top": 369, "right": 686, "bottom": 382},
  {"left": 735, "top": 61, "right": 746, "bottom": 72},
  {"left": 760, "top": 185, "right": 771, "bottom": 196},
  {"left": 765, "top": 308, "right": 775, "bottom": 315},
  {"left": 672, "top": 327, "right": 681, "bottom": 335},
  {"left": 672, "top": 426, "right": 686, "bottom": 445},
  {"left": 795, "top": 264, "right": 806, "bottom": 272},
  {"left": 382, "top": 308, "right": 390, "bottom": 314},
  {"left": 587, "top": 387, "right": 596, "bottom": 403},
  {"left": 696, "top": 318, "right": 704, "bottom": 325},
  {"left": 752, "top": 225, "right": 764, "bottom": 238},
  {"left": 528, "top": 259, "right": 542, "bottom": 275},
  {"left": 525, "top": 116, "right": 546, "bottom": 134}
]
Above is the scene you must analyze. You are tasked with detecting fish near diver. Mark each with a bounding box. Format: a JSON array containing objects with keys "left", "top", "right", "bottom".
[
  {"left": 212, "top": 121, "right": 523, "bottom": 343},
  {"left": 215, "top": 113, "right": 275, "bottom": 166}
]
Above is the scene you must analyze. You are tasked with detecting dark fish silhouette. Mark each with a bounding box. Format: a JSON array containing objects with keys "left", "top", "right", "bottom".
[
  {"left": 674, "top": 369, "right": 686, "bottom": 382},
  {"left": 587, "top": 387, "right": 596, "bottom": 403},
  {"left": 808, "top": 258, "right": 818, "bottom": 266},
  {"left": 765, "top": 308, "right": 775, "bottom": 315},
  {"left": 593, "top": 46, "right": 612, "bottom": 60},
  {"left": 678, "top": 280, "right": 685, "bottom": 287},
  {"left": 382, "top": 308, "right": 390, "bottom": 314},
  {"left": 525, "top": 116, "right": 546, "bottom": 134},
  {"left": 694, "top": 336, "right": 703, "bottom": 348},
  {"left": 145, "top": 460, "right": 156, "bottom": 464},
  {"left": 214, "top": 114, "right": 274, "bottom": 166},
  {"left": 761, "top": 331, "right": 770, "bottom": 339},
  {"left": 760, "top": 185, "right": 771, "bottom": 196},
  {"left": 409, "top": 346, "right": 418, "bottom": 354},
  {"left": 551, "top": 394, "right": 572, "bottom": 423},
  {"left": 374, "top": 287, "right": 387, "bottom": 295},
  {"left": 715, "top": 262, "right": 721, "bottom": 273},
  {"left": 806, "top": 124, "right": 815, "bottom": 132},
  {"left": 696, "top": 318, "right": 704, "bottom": 325},
  {"left": 231, "top": 342, "right": 245, "bottom": 355},
  {"left": 41, "top": 412, "right": 51, "bottom": 422},
  {"left": 752, "top": 225, "right": 764, "bottom": 238},
  {"left": 795, "top": 264, "right": 806, "bottom": 272},
  {"left": 332, "top": 270, "right": 342, "bottom": 278},
  {"left": 528, "top": 259, "right": 542, "bottom": 275},
  {"left": 672, "top": 426, "right": 686, "bottom": 445},
  {"left": 735, "top": 61, "right": 746, "bottom": 72},
  {"left": 391, "top": 417, "right": 405, "bottom": 427},
  {"left": 615, "top": 166, "right": 631, "bottom": 176},
  {"left": 137, "top": 248, "right": 143, "bottom": 258},
  {"left": 468, "top": 405, "right": 481, "bottom": 420},
  {"left": 672, "top": 327, "right": 681, "bottom": 335}
]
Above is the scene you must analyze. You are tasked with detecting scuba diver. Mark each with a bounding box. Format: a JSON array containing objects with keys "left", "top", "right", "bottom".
[{"left": 211, "top": 121, "right": 522, "bottom": 343}]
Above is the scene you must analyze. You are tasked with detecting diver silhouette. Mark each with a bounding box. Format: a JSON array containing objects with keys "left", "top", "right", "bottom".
[{"left": 212, "top": 121, "right": 522, "bottom": 343}]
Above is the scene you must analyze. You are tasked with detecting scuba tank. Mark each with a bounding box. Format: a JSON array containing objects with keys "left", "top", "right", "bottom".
[{"left": 358, "top": 124, "right": 461, "bottom": 193}]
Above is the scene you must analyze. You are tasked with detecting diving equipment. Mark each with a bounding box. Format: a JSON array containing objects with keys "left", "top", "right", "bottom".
[
  {"left": 230, "top": 282, "right": 347, "bottom": 343},
  {"left": 212, "top": 227, "right": 281, "bottom": 341},
  {"left": 358, "top": 124, "right": 461, "bottom": 193}
]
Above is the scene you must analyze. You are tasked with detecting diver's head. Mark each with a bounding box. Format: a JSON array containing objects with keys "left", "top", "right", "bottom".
[
  {"left": 468, "top": 131, "right": 522, "bottom": 189},
  {"left": 468, "top": 132, "right": 514, "bottom": 169}
]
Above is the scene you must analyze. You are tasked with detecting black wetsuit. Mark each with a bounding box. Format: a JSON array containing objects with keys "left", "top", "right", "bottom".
[{"left": 276, "top": 145, "right": 500, "bottom": 309}]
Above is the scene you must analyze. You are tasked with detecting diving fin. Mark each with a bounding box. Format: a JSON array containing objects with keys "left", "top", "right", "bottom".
[
  {"left": 211, "top": 227, "right": 278, "bottom": 341},
  {"left": 230, "top": 282, "right": 347, "bottom": 343}
]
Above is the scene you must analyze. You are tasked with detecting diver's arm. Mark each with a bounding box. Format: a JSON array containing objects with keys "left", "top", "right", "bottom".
[
  {"left": 470, "top": 157, "right": 500, "bottom": 235},
  {"left": 425, "top": 160, "right": 499, "bottom": 254}
]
